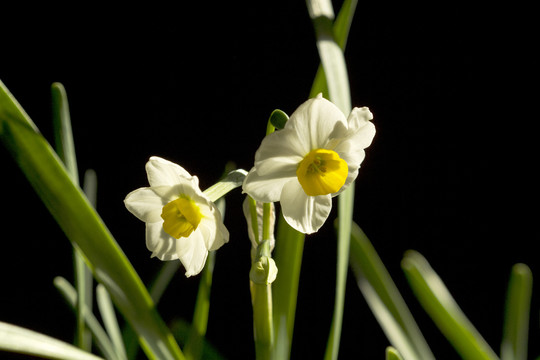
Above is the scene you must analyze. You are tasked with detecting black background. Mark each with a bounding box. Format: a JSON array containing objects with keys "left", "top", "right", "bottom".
[{"left": 1, "top": 2, "right": 537, "bottom": 359}]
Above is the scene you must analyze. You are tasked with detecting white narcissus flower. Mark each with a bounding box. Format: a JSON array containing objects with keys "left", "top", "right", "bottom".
[
  {"left": 124, "top": 156, "right": 229, "bottom": 277},
  {"left": 242, "top": 94, "right": 375, "bottom": 234}
]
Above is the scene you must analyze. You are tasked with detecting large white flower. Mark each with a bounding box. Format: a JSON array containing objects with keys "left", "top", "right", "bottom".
[
  {"left": 242, "top": 94, "right": 375, "bottom": 234},
  {"left": 124, "top": 156, "right": 229, "bottom": 277}
]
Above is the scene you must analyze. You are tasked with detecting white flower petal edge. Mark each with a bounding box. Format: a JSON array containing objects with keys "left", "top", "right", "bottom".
[
  {"left": 280, "top": 180, "right": 332, "bottom": 234},
  {"left": 124, "top": 157, "right": 229, "bottom": 277},
  {"left": 243, "top": 95, "right": 375, "bottom": 234}
]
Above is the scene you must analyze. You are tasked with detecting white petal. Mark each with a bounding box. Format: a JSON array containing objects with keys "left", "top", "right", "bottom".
[
  {"left": 347, "top": 106, "right": 374, "bottom": 132},
  {"left": 334, "top": 123, "right": 374, "bottom": 166},
  {"left": 176, "top": 231, "right": 209, "bottom": 277},
  {"left": 243, "top": 168, "right": 296, "bottom": 203},
  {"left": 280, "top": 180, "right": 332, "bottom": 234},
  {"left": 198, "top": 202, "right": 229, "bottom": 251},
  {"left": 287, "top": 96, "right": 347, "bottom": 151},
  {"left": 145, "top": 156, "right": 195, "bottom": 187},
  {"left": 146, "top": 222, "right": 178, "bottom": 260},
  {"left": 124, "top": 187, "right": 165, "bottom": 223},
  {"left": 254, "top": 129, "right": 306, "bottom": 174}
]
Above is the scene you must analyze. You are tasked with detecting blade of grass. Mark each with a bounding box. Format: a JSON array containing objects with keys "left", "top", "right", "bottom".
[
  {"left": 501, "top": 263, "right": 532, "bottom": 360},
  {"left": 402, "top": 250, "right": 499, "bottom": 360},
  {"left": 54, "top": 277, "right": 120, "bottom": 360},
  {"left": 0, "top": 79, "right": 183, "bottom": 360},
  {"left": 97, "top": 284, "right": 128, "bottom": 360},
  {"left": 0, "top": 321, "right": 104, "bottom": 360},
  {"left": 349, "top": 222, "right": 434, "bottom": 360}
]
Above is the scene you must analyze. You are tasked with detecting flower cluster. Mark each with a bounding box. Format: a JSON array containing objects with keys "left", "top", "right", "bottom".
[{"left": 124, "top": 95, "right": 374, "bottom": 276}]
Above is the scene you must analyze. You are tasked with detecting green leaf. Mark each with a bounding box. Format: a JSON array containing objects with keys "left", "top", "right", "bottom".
[
  {"left": 309, "top": 0, "right": 358, "bottom": 99},
  {"left": 0, "top": 79, "right": 183, "bottom": 360},
  {"left": 307, "top": 0, "right": 351, "bottom": 113},
  {"left": 0, "top": 321, "right": 104, "bottom": 360},
  {"left": 402, "top": 250, "right": 499, "bottom": 360},
  {"left": 51, "top": 81, "right": 94, "bottom": 352},
  {"left": 97, "top": 284, "right": 128, "bottom": 360},
  {"left": 272, "top": 214, "right": 305, "bottom": 360},
  {"left": 349, "top": 222, "right": 434, "bottom": 360},
  {"left": 501, "top": 263, "right": 532, "bottom": 360},
  {"left": 306, "top": 0, "right": 356, "bottom": 359},
  {"left": 202, "top": 169, "right": 247, "bottom": 203},
  {"left": 54, "top": 277, "right": 121, "bottom": 360}
]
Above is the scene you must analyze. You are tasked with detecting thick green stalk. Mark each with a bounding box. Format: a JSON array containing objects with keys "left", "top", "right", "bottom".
[{"left": 249, "top": 202, "right": 275, "bottom": 360}]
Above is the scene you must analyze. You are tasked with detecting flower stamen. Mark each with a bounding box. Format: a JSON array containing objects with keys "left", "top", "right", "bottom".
[
  {"left": 296, "top": 149, "right": 348, "bottom": 196},
  {"left": 161, "top": 195, "right": 203, "bottom": 239}
]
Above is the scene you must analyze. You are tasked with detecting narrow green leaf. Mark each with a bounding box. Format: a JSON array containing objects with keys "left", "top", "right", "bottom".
[
  {"left": 349, "top": 222, "right": 434, "bottom": 360},
  {"left": 0, "top": 79, "right": 183, "bottom": 360},
  {"left": 54, "top": 277, "right": 120, "bottom": 360},
  {"left": 96, "top": 285, "right": 128, "bottom": 360},
  {"left": 386, "top": 346, "right": 405, "bottom": 360},
  {"left": 51, "top": 82, "right": 78, "bottom": 183},
  {"left": 309, "top": 0, "right": 358, "bottom": 98},
  {"left": 123, "top": 260, "right": 181, "bottom": 360},
  {"left": 51, "top": 81, "right": 93, "bottom": 352},
  {"left": 306, "top": 0, "right": 355, "bottom": 359},
  {"left": 202, "top": 169, "right": 247, "bottom": 203},
  {"left": 306, "top": 0, "right": 351, "bottom": 113},
  {"left": 402, "top": 250, "right": 499, "bottom": 360},
  {"left": 272, "top": 214, "right": 305, "bottom": 360},
  {"left": 501, "top": 263, "right": 532, "bottom": 360},
  {"left": 183, "top": 251, "right": 216, "bottom": 360},
  {"left": 0, "top": 321, "right": 104, "bottom": 360}
]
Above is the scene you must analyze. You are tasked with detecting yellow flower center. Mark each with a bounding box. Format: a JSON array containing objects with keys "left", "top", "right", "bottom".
[
  {"left": 296, "top": 149, "right": 348, "bottom": 196},
  {"left": 161, "top": 195, "right": 203, "bottom": 239}
]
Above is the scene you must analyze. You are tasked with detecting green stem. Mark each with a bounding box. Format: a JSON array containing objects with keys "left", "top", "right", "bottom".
[
  {"left": 251, "top": 281, "right": 274, "bottom": 360},
  {"left": 271, "top": 214, "right": 305, "bottom": 360},
  {"left": 249, "top": 199, "right": 274, "bottom": 360},
  {"left": 184, "top": 251, "right": 216, "bottom": 360}
]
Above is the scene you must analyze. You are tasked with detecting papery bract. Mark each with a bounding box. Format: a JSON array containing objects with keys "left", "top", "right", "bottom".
[
  {"left": 124, "top": 156, "right": 229, "bottom": 277},
  {"left": 243, "top": 94, "right": 375, "bottom": 234}
]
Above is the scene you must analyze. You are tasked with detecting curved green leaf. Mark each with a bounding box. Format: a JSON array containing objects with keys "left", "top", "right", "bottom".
[
  {"left": 402, "top": 250, "right": 499, "bottom": 360},
  {"left": 0, "top": 79, "right": 183, "bottom": 360},
  {"left": 0, "top": 321, "right": 104, "bottom": 360}
]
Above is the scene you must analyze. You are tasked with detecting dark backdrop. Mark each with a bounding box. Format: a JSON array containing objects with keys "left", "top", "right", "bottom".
[{"left": 1, "top": 2, "right": 537, "bottom": 359}]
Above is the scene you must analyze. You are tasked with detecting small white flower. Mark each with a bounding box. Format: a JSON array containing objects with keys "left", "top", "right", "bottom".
[
  {"left": 124, "top": 156, "right": 229, "bottom": 277},
  {"left": 243, "top": 94, "right": 375, "bottom": 234}
]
